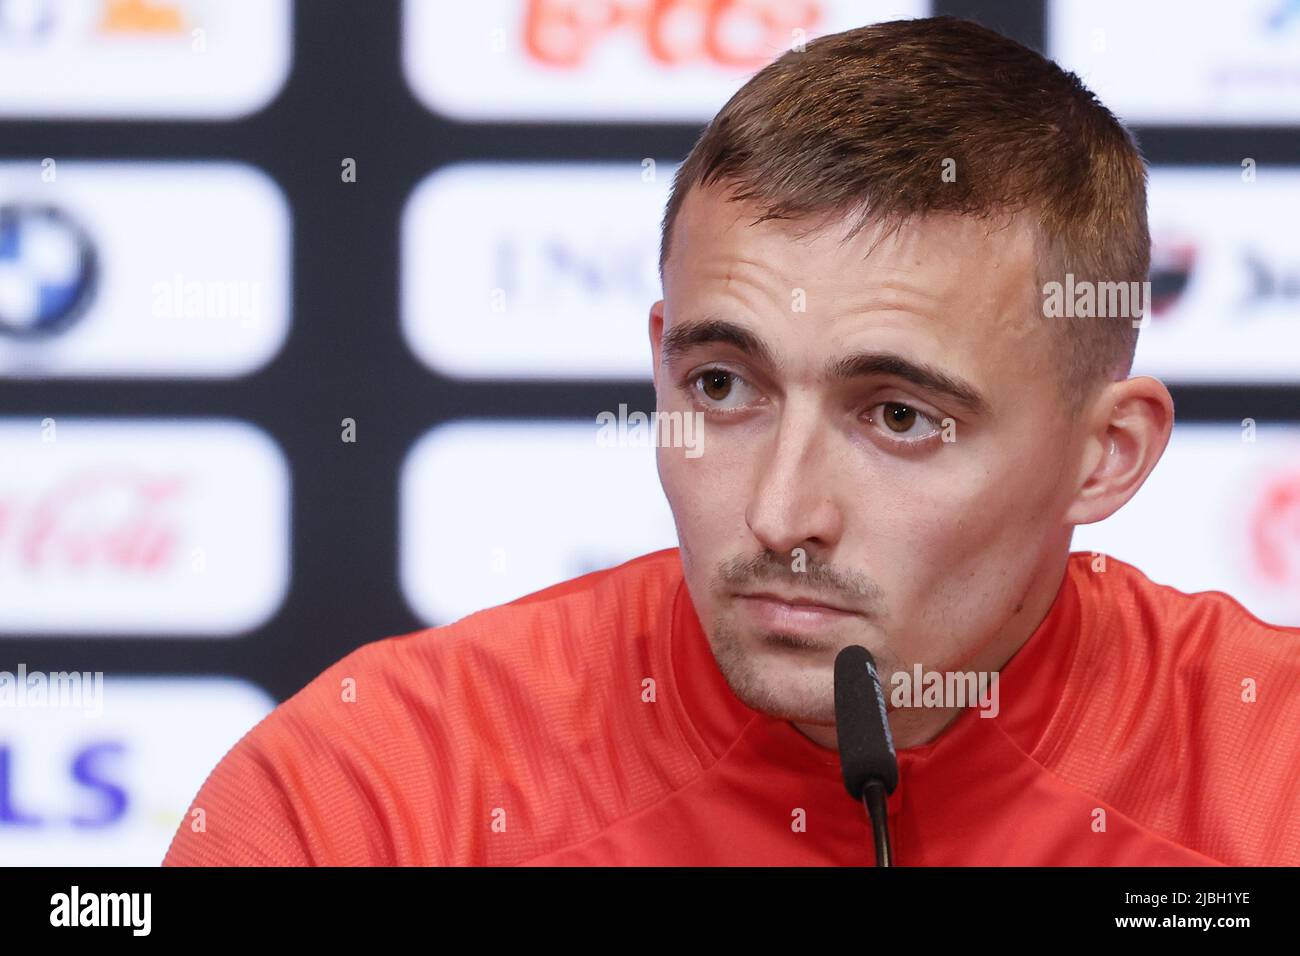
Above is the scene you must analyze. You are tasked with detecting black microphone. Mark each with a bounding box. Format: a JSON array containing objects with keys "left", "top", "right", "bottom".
[{"left": 833, "top": 644, "right": 899, "bottom": 866}]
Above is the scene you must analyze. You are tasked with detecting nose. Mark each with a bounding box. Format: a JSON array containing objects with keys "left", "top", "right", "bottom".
[{"left": 744, "top": 403, "right": 844, "bottom": 558}]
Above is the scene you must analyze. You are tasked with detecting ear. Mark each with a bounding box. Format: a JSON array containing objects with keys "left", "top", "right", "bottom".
[
  {"left": 649, "top": 298, "right": 665, "bottom": 389},
  {"left": 1063, "top": 375, "right": 1175, "bottom": 526}
]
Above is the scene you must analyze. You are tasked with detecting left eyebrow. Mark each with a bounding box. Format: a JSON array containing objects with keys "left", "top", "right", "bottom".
[{"left": 826, "top": 351, "right": 989, "bottom": 417}]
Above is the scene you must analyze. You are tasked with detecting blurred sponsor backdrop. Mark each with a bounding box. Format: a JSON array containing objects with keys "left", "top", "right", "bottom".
[{"left": 0, "top": 0, "right": 1296, "bottom": 865}]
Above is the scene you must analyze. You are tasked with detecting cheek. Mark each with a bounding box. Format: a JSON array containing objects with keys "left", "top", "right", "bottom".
[
  {"left": 878, "top": 435, "right": 1067, "bottom": 613},
  {"left": 972, "top": 424, "right": 1072, "bottom": 528},
  {"left": 656, "top": 445, "right": 740, "bottom": 623},
  {"left": 847, "top": 441, "right": 1052, "bottom": 589},
  {"left": 656, "top": 420, "right": 767, "bottom": 605},
  {"left": 906, "top": 421, "right": 1067, "bottom": 539},
  {"left": 657, "top": 437, "right": 741, "bottom": 542}
]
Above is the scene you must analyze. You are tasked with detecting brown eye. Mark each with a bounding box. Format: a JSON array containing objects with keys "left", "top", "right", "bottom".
[
  {"left": 700, "top": 370, "right": 732, "bottom": 402},
  {"left": 882, "top": 402, "right": 917, "bottom": 433}
]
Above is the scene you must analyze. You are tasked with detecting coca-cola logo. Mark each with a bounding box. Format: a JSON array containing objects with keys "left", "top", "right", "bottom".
[
  {"left": 0, "top": 468, "right": 187, "bottom": 573},
  {"left": 1249, "top": 469, "right": 1300, "bottom": 591},
  {"left": 523, "top": 0, "right": 824, "bottom": 68}
]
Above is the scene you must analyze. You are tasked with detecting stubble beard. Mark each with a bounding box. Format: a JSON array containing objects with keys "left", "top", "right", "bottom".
[{"left": 707, "top": 614, "right": 839, "bottom": 724}]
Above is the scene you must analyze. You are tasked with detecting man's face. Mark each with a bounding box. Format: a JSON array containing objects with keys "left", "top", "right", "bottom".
[{"left": 651, "top": 182, "right": 1083, "bottom": 730}]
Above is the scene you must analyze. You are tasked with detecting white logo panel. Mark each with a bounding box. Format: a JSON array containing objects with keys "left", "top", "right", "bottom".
[
  {"left": 0, "top": 162, "right": 290, "bottom": 378},
  {"left": 0, "top": 418, "right": 291, "bottom": 635},
  {"left": 1134, "top": 167, "right": 1300, "bottom": 382},
  {"left": 1050, "top": 0, "right": 1300, "bottom": 124},
  {"left": 404, "top": 0, "right": 930, "bottom": 121},
  {"left": 0, "top": 677, "right": 275, "bottom": 865},
  {"left": 0, "top": 0, "right": 292, "bottom": 119},
  {"left": 400, "top": 420, "right": 678, "bottom": 623},
  {"left": 402, "top": 162, "right": 669, "bottom": 380}
]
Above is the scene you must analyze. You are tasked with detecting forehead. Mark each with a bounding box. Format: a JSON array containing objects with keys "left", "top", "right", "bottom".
[{"left": 663, "top": 183, "right": 1055, "bottom": 398}]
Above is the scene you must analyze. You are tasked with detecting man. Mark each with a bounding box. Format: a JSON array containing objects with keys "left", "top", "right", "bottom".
[{"left": 164, "top": 17, "right": 1300, "bottom": 866}]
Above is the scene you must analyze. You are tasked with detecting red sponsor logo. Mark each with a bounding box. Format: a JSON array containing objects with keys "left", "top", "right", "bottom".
[
  {"left": 1149, "top": 237, "right": 1197, "bottom": 318},
  {"left": 523, "top": 0, "right": 824, "bottom": 68},
  {"left": 1250, "top": 469, "right": 1300, "bottom": 591},
  {"left": 0, "top": 468, "right": 187, "bottom": 573}
]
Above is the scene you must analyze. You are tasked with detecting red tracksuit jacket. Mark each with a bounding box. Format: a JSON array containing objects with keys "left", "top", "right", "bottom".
[{"left": 163, "top": 549, "right": 1300, "bottom": 865}]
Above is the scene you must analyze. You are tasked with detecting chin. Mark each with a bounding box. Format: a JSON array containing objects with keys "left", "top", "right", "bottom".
[{"left": 717, "top": 640, "right": 838, "bottom": 723}]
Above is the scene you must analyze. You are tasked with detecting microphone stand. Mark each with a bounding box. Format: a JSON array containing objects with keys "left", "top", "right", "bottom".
[{"left": 862, "top": 780, "right": 892, "bottom": 867}]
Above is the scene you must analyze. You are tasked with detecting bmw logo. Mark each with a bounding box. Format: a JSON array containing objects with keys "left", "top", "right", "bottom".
[{"left": 0, "top": 203, "right": 98, "bottom": 339}]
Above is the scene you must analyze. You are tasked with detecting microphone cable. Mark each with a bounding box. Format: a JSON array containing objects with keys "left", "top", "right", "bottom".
[{"left": 861, "top": 779, "right": 892, "bottom": 867}]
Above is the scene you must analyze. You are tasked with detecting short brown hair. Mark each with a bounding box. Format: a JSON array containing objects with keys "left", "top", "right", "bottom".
[{"left": 658, "top": 16, "right": 1149, "bottom": 413}]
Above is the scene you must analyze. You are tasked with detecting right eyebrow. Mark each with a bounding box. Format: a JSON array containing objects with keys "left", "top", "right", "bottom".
[{"left": 659, "top": 317, "right": 779, "bottom": 370}]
